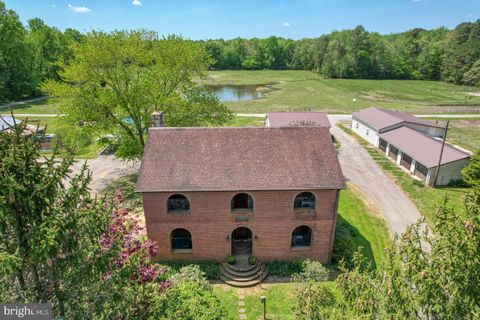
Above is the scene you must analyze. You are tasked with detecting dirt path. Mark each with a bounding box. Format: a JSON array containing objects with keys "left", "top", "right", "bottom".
[
  {"left": 0, "top": 96, "right": 48, "bottom": 110},
  {"left": 330, "top": 122, "right": 422, "bottom": 235},
  {"left": 70, "top": 155, "right": 139, "bottom": 195}
]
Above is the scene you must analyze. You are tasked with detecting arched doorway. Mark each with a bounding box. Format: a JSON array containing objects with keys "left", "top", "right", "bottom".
[{"left": 231, "top": 227, "right": 252, "bottom": 255}]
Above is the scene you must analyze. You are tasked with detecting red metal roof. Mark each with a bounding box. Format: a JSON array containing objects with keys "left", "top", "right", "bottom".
[
  {"left": 136, "top": 126, "right": 345, "bottom": 192},
  {"left": 379, "top": 127, "right": 470, "bottom": 168},
  {"left": 267, "top": 112, "right": 331, "bottom": 127},
  {"left": 352, "top": 107, "right": 443, "bottom": 131}
]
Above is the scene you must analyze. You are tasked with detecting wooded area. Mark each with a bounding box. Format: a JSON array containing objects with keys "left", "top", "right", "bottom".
[
  {"left": 1, "top": 0, "right": 479, "bottom": 104},
  {"left": 203, "top": 23, "right": 480, "bottom": 85}
]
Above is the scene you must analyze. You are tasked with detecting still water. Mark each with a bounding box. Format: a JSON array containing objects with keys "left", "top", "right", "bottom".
[{"left": 204, "top": 84, "right": 265, "bottom": 102}]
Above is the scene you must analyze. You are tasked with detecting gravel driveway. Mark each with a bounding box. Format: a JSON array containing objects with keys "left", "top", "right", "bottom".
[
  {"left": 70, "top": 155, "right": 139, "bottom": 195},
  {"left": 329, "top": 118, "right": 422, "bottom": 235}
]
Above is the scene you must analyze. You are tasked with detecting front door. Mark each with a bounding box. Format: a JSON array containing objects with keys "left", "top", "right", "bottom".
[{"left": 231, "top": 227, "right": 252, "bottom": 255}]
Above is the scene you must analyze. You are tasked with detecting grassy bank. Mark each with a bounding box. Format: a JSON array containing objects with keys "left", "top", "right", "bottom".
[
  {"left": 204, "top": 70, "right": 480, "bottom": 114},
  {"left": 338, "top": 123, "right": 468, "bottom": 225},
  {"left": 337, "top": 186, "right": 390, "bottom": 268}
]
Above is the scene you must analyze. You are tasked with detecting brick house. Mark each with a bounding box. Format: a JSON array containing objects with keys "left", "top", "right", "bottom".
[{"left": 136, "top": 114, "right": 345, "bottom": 263}]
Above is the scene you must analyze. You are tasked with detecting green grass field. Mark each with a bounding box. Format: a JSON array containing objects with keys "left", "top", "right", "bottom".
[
  {"left": 426, "top": 118, "right": 480, "bottom": 152},
  {"left": 203, "top": 70, "right": 480, "bottom": 114},
  {"left": 338, "top": 186, "right": 390, "bottom": 268},
  {"left": 4, "top": 99, "right": 60, "bottom": 114}
]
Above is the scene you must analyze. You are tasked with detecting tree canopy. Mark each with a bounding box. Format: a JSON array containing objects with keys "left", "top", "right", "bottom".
[{"left": 42, "top": 31, "right": 233, "bottom": 160}]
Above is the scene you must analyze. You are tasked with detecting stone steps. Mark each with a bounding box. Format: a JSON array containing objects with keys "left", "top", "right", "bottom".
[{"left": 220, "top": 262, "right": 268, "bottom": 287}]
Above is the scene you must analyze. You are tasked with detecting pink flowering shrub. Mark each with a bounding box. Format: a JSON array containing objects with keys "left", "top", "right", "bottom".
[{"left": 99, "top": 190, "right": 169, "bottom": 287}]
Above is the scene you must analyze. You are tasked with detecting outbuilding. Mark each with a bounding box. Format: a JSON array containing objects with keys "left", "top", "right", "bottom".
[
  {"left": 266, "top": 112, "right": 331, "bottom": 128},
  {"left": 379, "top": 126, "right": 470, "bottom": 186},
  {"left": 351, "top": 107, "right": 445, "bottom": 147}
]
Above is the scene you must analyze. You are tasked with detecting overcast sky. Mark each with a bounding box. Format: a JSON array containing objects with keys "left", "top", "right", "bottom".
[{"left": 4, "top": 0, "right": 479, "bottom": 39}]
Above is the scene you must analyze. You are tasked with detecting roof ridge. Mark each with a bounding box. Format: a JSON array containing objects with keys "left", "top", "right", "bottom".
[{"left": 148, "top": 126, "right": 330, "bottom": 131}]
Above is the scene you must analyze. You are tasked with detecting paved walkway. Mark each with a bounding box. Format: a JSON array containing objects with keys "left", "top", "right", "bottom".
[{"left": 330, "top": 121, "right": 422, "bottom": 235}]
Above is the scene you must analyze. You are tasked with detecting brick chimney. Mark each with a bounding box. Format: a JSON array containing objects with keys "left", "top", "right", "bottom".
[{"left": 151, "top": 111, "right": 163, "bottom": 128}]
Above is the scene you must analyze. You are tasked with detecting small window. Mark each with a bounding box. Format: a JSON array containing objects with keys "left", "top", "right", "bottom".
[
  {"left": 171, "top": 228, "right": 192, "bottom": 250},
  {"left": 366, "top": 129, "right": 369, "bottom": 136},
  {"left": 231, "top": 193, "right": 254, "bottom": 210},
  {"left": 167, "top": 194, "right": 190, "bottom": 212},
  {"left": 294, "top": 192, "right": 315, "bottom": 209},
  {"left": 291, "top": 225, "right": 312, "bottom": 247},
  {"left": 356, "top": 122, "right": 359, "bottom": 129}
]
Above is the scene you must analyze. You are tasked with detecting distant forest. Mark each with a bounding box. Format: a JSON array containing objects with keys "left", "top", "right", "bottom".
[{"left": 1, "top": 0, "right": 479, "bottom": 103}]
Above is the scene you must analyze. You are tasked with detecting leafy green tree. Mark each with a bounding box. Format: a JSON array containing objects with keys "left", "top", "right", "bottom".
[
  {"left": 0, "top": 121, "right": 110, "bottom": 316},
  {"left": 462, "top": 149, "right": 480, "bottom": 187},
  {"left": 337, "top": 188, "right": 480, "bottom": 319},
  {"left": 42, "top": 30, "right": 233, "bottom": 160},
  {"left": 442, "top": 20, "right": 480, "bottom": 84},
  {"left": 293, "top": 282, "right": 347, "bottom": 319},
  {"left": 463, "top": 59, "right": 480, "bottom": 86},
  {"left": 0, "top": 1, "right": 34, "bottom": 101},
  {"left": 160, "top": 282, "right": 226, "bottom": 320}
]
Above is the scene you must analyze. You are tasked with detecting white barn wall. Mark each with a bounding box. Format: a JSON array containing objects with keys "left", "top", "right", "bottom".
[
  {"left": 351, "top": 118, "right": 379, "bottom": 147},
  {"left": 426, "top": 158, "right": 470, "bottom": 186},
  {"left": 403, "top": 123, "right": 446, "bottom": 138}
]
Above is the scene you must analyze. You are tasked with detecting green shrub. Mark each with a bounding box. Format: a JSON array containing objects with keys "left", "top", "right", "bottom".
[
  {"left": 266, "top": 260, "right": 304, "bottom": 277},
  {"left": 292, "top": 259, "right": 329, "bottom": 282},
  {"left": 293, "top": 282, "right": 339, "bottom": 320},
  {"left": 160, "top": 282, "right": 226, "bottom": 320},
  {"left": 168, "top": 265, "right": 210, "bottom": 290},
  {"left": 248, "top": 256, "right": 257, "bottom": 265},
  {"left": 157, "top": 260, "right": 221, "bottom": 280},
  {"left": 227, "top": 255, "right": 236, "bottom": 265}
]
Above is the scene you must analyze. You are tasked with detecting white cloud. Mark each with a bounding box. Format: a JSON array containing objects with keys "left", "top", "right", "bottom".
[
  {"left": 132, "top": 0, "right": 142, "bottom": 6},
  {"left": 68, "top": 4, "right": 91, "bottom": 13},
  {"left": 283, "top": 22, "right": 291, "bottom": 27},
  {"left": 52, "top": 3, "right": 57, "bottom": 8},
  {"left": 412, "top": 0, "right": 422, "bottom": 2}
]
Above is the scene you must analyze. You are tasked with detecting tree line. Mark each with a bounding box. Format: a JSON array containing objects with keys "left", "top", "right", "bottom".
[
  {"left": 0, "top": 2, "right": 84, "bottom": 102},
  {"left": 1, "top": 0, "right": 480, "bottom": 104},
  {"left": 203, "top": 22, "right": 480, "bottom": 85}
]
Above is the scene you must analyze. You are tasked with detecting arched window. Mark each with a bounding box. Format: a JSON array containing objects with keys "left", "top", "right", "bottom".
[
  {"left": 167, "top": 194, "right": 190, "bottom": 212},
  {"left": 170, "top": 228, "right": 192, "bottom": 250},
  {"left": 231, "top": 193, "right": 254, "bottom": 210},
  {"left": 294, "top": 192, "right": 315, "bottom": 209},
  {"left": 291, "top": 225, "right": 312, "bottom": 247}
]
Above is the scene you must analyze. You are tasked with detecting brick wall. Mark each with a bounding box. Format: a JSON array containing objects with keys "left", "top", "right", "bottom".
[{"left": 142, "top": 189, "right": 340, "bottom": 264}]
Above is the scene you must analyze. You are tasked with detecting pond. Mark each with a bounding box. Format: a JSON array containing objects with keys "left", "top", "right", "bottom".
[{"left": 203, "top": 84, "right": 267, "bottom": 102}]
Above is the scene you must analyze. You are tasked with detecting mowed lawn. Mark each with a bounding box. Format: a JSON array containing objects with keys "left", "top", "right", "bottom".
[
  {"left": 4, "top": 98, "right": 60, "bottom": 114},
  {"left": 338, "top": 186, "right": 390, "bottom": 269},
  {"left": 427, "top": 118, "right": 480, "bottom": 152},
  {"left": 203, "top": 70, "right": 480, "bottom": 114}
]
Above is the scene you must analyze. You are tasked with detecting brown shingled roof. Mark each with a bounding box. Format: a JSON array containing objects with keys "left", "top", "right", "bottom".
[
  {"left": 267, "top": 112, "right": 331, "bottom": 127},
  {"left": 380, "top": 127, "right": 470, "bottom": 168},
  {"left": 352, "top": 107, "right": 442, "bottom": 131},
  {"left": 136, "top": 127, "right": 345, "bottom": 192}
]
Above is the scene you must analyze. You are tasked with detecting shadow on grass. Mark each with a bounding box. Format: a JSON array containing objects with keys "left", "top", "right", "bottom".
[{"left": 334, "top": 214, "right": 377, "bottom": 270}]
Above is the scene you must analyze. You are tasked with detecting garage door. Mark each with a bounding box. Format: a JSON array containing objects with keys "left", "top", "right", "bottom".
[
  {"left": 415, "top": 162, "right": 428, "bottom": 182},
  {"left": 400, "top": 154, "right": 412, "bottom": 170},
  {"left": 388, "top": 145, "right": 398, "bottom": 160},
  {"left": 379, "top": 138, "right": 387, "bottom": 152}
]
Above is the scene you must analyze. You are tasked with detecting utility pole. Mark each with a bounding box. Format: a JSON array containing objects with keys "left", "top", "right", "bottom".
[{"left": 433, "top": 120, "right": 449, "bottom": 187}]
